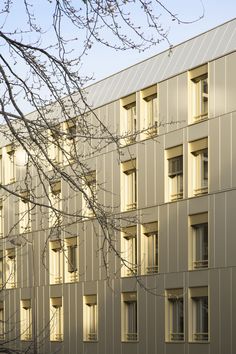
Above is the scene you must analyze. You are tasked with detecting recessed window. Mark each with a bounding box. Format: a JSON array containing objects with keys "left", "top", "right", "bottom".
[
  {"left": 189, "top": 213, "right": 208, "bottom": 270},
  {"left": 189, "top": 64, "right": 208, "bottom": 122},
  {"left": 19, "top": 191, "right": 31, "bottom": 234},
  {"left": 166, "top": 289, "right": 184, "bottom": 342},
  {"left": 5, "top": 144, "right": 16, "bottom": 184},
  {"left": 141, "top": 85, "right": 158, "bottom": 137},
  {"left": 50, "top": 297, "right": 63, "bottom": 341},
  {"left": 0, "top": 199, "right": 3, "bottom": 238},
  {"left": 82, "top": 171, "right": 96, "bottom": 218},
  {"left": 21, "top": 299, "right": 32, "bottom": 341},
  {"left": 6, "top": 248, "right": 16, "bottom": 289},
  {"left": 83, "top": 295, "right": 98, "bottom": 341},
  {"left": 122, "top": 292, "right": 138, "bottom": 341},
  {"left": 49, "top": 240, "right": 63, "bottom": 284},
  {"left": 121, "top": 159, "right": 136, "bottom": 211},
  {"left": 189, "top": 287, "right": 208, "bottom": 342},
  {"left": 64, "top": 120, "right": 76, "bottom": 164},
  {"left": 0, "top": 252, "right": 3, "bottom": 289},
  {"left": 189, "top": 138, "right": 208, "bottom": 196},
  {"left": 0, "top": 302, "right": 4, "bottom": 339},
  {"left": 0, "top": 150, "right": 2, "bottom": 184},
  {"left": 65, "top": 237, "right": 78, "bottom": 282},
  {"left": 121, "top": 94, "right": 136, "bottom": 145},
  {"left": 166, "top": 146, "right": 183, "bottom": 201},
  {"left": 48, "top": 125, "right": 62, "bottom": 167},
  {"left": 125, "top": 104, "right": 136, "bottom": 143},
  {"left": 49, "top": 180, "right": 62, "bottom": 227},
  {"left": 121, "top": 226, "right": 137, "bottom": 277},
  {"left": 142, "top": 222, "right": 158, "bottom": 274}
]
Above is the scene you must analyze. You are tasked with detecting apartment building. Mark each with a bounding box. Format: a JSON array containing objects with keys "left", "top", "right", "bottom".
[{"left": 0, "top": 18, "right": 236, "bottom": 354}]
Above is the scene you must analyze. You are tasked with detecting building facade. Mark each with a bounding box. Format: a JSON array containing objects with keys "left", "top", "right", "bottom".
[{"left": 0, "top": 19, "right": 236, "bottom": 354}]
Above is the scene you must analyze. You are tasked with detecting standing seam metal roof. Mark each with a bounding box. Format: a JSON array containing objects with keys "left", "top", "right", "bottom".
[{"left": 82, "top": 18, "right": 236, "bottom": 109}]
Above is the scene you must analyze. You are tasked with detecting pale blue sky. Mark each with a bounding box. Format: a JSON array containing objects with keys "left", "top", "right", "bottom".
[{"left": 82, "top": 0, "right": 236, "bottom": 83}]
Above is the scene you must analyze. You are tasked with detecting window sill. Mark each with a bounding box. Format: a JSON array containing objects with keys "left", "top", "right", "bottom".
[
  {"left": 122, "top": 340, "right": 139, "bottom": 343},
  {"left": 21, "top": 338, "right": 32, "bottom": 342},
  {"left": 82, "top": 214, "right": 96, "bottom": 221},
  {"left": 142, "top": 268, "right": 159, "bottom": 275},
  {"left": 193, "top": 189, "right": 208, "bottom": 197},
  {"left": 124, "top": 138, "right": 136, "bottom": 146},
  {"left": 169, "top": 197, "right": 183, "bottom": 203},
  {"left": 20, "top": 229, "right": 32, "bottom": 234},
  {"left": 63, "top": 159, "right": 76, "bottom": 166},
  {"left": 124, "top": 203, "right": 137, "bottom": 211},
  {"left": 5, "top": 179, "right": 16, "bottom": 185},
  {"left": 6, "top": 285, "right": 16, "bottom": 289},
  {"left": 121, "top": 274, "right": 138, "bottom": 278},
  {"left": 141, "top": 130, "right": 158, "bottom": 141},
  {"left": 50, "top": 339, "right": 64, "bottom": 342},
  {"left": 189, "top": 117, "right": 208, "bottom": 125},
  {"left": 188, "top": 267, "right": 209, "bottom": 272},
  {"left": 142, "top": 272, "right": 159, "bottom": 276},
  {"left": 120, "top": 140, "right": 137, "bottom": 148},
  {"left": 187, "top": 194, "right": 208, "bottom": 201},
  {"left": 121, "top": 208, "right": 137, "bottom": 213}
]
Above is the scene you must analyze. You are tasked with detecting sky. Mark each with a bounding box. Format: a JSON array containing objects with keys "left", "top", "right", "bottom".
[{"left": 81, "top": 0, "right": 236, "bottom": 84}]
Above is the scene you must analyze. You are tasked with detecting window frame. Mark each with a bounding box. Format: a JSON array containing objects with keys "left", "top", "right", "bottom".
[
  {"left": 21, "top": 299, "right": 32, "bottom": 341},
  {"left": 82, "top": 171, "right": 97, "bottom": 218},
  {"left": 50, "top": 297, "right": 63, "bottom": 341},
  {"left": 19, "top": 191, "right": 31, "bottom": 234},
  {"left": 193, "top": 150, "right": 208, "bottom": 195},
  {"left": 0, "top": 150, "right": 2, "bottom": 185},
  {"left": 121, "top": 94, "right": 137, "bottom": 145},
  {"left": 166, "top": 146, "right": 183, "bottom": 202},
  {"left": 49, "top": 180, "right": 62, "bottom": 227},
  {"left": 189, "top": 64, "right": 208, "bottom": 123},
  {"left": 0, "top": 199, "right": 3, "bottom": 238},
  {"left": 49, "top": 240, "right": 63, "bottom": 284},
  {"left": 48, "top": 125, "right": 62, "bottom": 167},
  {"left": 63, "top": 119, "right": 77, "bottom": 165},
  {"left": 121, "top": 159, "right": 137, "bottom": 211},
  {"left": 123, "top": 103, "right": 136, "bottom": 144},
  {"left": 192, "top": 223, "right": 208, "bottom": 269},
  {"left": 144, "top": 94, "right": 158, "bottom": 128},
  {"left": 166, "top": 289, "right": 184, "bottom": 342},
  {"left": 65, "top": 237, "right": 78, "bottom": 282},
  {"left": 141, "top": 222, "right": 158, "bottom": 275},
  {"left": 0, "top": 252, "right": 3, "bottom": 289},
  {"left": 121, "top": 226, "right": 137, "bottom": 277},
  {"left": 189, "top": 287, "right": 209, "bottom": 342},
  {"left": 143, "top": 95, "right": 158, "bottom": 138},
  {"left": 5, "top": 145, "right": 16, "bottom": 185},
  {"left": 0, "top": 302, "right": 4, "bottom": 340},
  {"left": 5, "top": 248, "right": 16, "bottom": 289},
  {"left": 83, "top": 295, "right": 98, "bottom": 342},
  {"left": 189, "top": 137, "right": 208, "bottom": 197},
  {"left": 122, "top": 292, "right": 138, "bottom": 342},
  {"left": 189, "top": 213, "right": 208, "bottom": 270}
]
